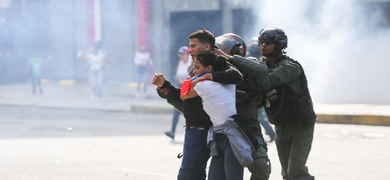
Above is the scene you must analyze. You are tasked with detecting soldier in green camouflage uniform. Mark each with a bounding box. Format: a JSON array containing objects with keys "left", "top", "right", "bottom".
[{"left": 256, "top": 28, "right": 316, "bottom": 180}]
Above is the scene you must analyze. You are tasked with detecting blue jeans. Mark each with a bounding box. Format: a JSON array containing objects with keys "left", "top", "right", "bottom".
[
  {"left": 178, "top": 127, "right": 210, "bottom": 180},
  {"left": 170, "top": 109, "right": 181, "bottom": 134},
  {"left": 89, "top": 69, "right": 103, "bottom": 97},
  {"left": 258, "top": 107, "right": 275, "bottom": 140},
  {"left": 208, "top": 133, "right": 244, "bottom": 180},
  {"left": 136, "top": 66, "right": 148, "bottom": 93}
]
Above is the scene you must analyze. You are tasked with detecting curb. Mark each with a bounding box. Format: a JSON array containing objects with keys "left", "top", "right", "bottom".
[
  {"left": 317, "top": 114, "right": 390, "bottom": 126},
  {"left": 130, "top": 103, "right": 173, "bottom": 113},
  {"left": 130, "top": 103, "right": 390, "bottom": 126},
  {"left": 1, "top": 102, "right": 389, "bottom": 126}
]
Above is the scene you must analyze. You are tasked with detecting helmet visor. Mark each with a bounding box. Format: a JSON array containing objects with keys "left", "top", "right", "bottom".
[{"left": 258, "top": 33, "right": 276, "bottom": 46}]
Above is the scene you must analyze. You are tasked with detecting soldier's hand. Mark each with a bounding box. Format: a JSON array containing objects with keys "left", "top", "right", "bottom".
[{"left": 213, "top": 48, "right": 231, "bottom": 61}]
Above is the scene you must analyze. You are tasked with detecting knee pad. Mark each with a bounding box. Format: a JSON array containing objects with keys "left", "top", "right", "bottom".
[
  {"left": 247, "top": 157, "right": 271, "bottom": 180},
  {"left": 252, "top": 146, "right": 268, "bottom": 160}
]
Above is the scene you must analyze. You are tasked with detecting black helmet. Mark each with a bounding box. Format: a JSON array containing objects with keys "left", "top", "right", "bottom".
[
  {"left": 247, "top": 36, "right": 262, "bottom": 59},
  {"left": 215, "top": 33, "right": 246, "bottom": 57},
  {"left": 258, "top": 27, "right": 288, "bottom": 49}
]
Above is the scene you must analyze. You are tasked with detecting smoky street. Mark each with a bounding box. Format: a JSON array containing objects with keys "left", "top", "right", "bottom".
[{"left": 0, "top": 106, "right": 389, "bottom": 180}]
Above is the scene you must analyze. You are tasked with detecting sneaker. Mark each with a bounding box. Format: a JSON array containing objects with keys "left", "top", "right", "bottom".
[
  {"left": 165, "top": 131, "right": 174, "bottom": 139},
  {"left": 268, "top": 134, "right": 275, "bottom": 143}
]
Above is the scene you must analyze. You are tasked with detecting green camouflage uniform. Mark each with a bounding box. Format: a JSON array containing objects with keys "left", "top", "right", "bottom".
[
  {"left": 258, "top": 56, "right": 316, "bottom": 180},
  {"left": 229, "top": 55, "right": 271, "bottom": 180}
]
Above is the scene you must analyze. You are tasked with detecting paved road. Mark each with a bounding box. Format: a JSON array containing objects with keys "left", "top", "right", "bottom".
[
  {"left": 1, "top": 82, "right": 390, "bottom": 179},
  {"left": 0, "top": 106, "right": 389, "bottom": 180}
]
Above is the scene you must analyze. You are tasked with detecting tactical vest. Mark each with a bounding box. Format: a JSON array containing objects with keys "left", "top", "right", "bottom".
[{"left": 264, "top": 59, "right": 316, "bottom": 125}]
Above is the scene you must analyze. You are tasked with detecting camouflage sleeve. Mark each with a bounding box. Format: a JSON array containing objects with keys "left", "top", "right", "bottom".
[
  {"left": 258, "top": 59, "right": 302, "bottom": 91},
  {"left": 230, "top": 55, "right": 268, "bottom": 81}
]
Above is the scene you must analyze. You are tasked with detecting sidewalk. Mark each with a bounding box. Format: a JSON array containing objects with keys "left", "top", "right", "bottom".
[{"left": 0, "top": 81, "right": 389, "bottom": 126}]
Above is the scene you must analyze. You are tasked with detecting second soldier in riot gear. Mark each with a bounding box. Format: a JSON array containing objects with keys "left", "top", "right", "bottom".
[{"left": 215, "top": 33, "right": 271, "bottom": 180}]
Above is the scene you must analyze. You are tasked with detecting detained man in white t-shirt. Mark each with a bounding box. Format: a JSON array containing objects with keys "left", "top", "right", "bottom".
[{"left": 180, "top": 52, "right": 253, "bottom": 180}]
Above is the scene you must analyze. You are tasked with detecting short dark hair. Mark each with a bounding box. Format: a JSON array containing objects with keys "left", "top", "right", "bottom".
[
  {"left": 188, "top": 29, "right": 215, "bottom": 50},
  {"left": 195, "top": 52, "right": 226, "bottom": 71}
]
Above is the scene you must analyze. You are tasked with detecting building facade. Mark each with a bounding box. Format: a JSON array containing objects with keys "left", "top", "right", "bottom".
[{"left": 0, "top": 0, "right": 389, "bottom": 83}]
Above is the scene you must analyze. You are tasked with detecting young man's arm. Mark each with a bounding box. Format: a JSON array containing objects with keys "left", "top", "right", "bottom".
[
  {"left": 157, "top": 80, "right": 184, "bottom": 112},
  {"left": 212, "top": 62, "right": 243, "bottom": 84}
]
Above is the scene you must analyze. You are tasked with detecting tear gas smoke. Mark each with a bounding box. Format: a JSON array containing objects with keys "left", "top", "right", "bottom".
[{"left": 252, "top": 0, "right": 390, "bottom": 104}]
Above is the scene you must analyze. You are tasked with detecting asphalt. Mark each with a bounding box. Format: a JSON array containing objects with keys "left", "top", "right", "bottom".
[{"left": 0, "top": 81, "right": 389, "bottom": 126}]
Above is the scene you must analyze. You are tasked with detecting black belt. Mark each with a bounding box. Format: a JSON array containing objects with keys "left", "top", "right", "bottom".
[{"left": 187, "top": 126, "right": 206, "bottom": 130}]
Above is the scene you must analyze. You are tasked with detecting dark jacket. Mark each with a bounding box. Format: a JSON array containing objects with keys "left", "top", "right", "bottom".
[{"left": 259, "top": 56, "right": 316, "bottom": 125}]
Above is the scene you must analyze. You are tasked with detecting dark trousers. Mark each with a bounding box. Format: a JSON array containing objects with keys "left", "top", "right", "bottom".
[
  {"left": 170, "top": 109, "right": 181, "bottom": 134},
  {"left": 275, "top": 123, "right": 315, "bottom": 178},
  {"left": 208, "top": 133, "right": 244, "bottom": 180},
  {"left": 178, "top": 127, "right": 210, "bottom": 180}
]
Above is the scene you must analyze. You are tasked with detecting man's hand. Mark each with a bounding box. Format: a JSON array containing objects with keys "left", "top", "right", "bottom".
[
  {"left": 151, "top": 73, "right": 166, "bottom": 87},
  {"left": 157, "top": 87, "right": 170, "bottom": 95}
]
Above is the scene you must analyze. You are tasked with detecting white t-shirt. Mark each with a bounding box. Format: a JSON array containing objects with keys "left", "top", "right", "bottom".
[
  {"left": 176, "top": 56, "right": 193, "bottom": 81},
  {"left": 194, "top": 80, "right": 236, "bottom": 126},
  {"left": 86, "top": 52, "right": 104, "bottom": 70},
  {"left": 133, "top": 51, "right": 153, "bottom": 66}
]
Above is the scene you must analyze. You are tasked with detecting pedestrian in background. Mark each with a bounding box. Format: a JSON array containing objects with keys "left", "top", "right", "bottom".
[
  {"left": 258, "top": 107, "right": 276, "bottom": 142},
  {"left": 78, "top": 43, "right": 106, "bottom": 98},
  {"left": 133, "top": 45, "right": 153, "bottom": 99},
  {"left": 27, "top": 54, "right": 47, "bottom": 95},
  {"left": 257, "top": 27, "right": 316, "bottom": 180},
  {"left": 165, "top": 46, "right": 192, "bottom": 140}
]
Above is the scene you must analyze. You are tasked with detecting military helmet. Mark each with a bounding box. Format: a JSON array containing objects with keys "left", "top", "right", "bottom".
[
  {"left": 247, "top": 36, "right": 262, "bottom": 58},
  {"left": 215, "top": 33, "right": 247, "bottom": 57},
  {"left": 258, "top": 27, "right": 288, "bottom": 49}
]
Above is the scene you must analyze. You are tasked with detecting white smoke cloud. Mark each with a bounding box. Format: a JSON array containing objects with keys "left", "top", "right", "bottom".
[{"left": 254, "top": 0, "right": 390, "bottom": 104}]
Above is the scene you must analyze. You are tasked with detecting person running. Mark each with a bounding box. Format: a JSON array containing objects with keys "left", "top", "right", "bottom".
[{"left": 133, "top": 45, "right": 153, "bottom": 98}]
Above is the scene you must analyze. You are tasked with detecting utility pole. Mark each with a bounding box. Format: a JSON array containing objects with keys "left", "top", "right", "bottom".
[{"left": 220, "top": 0, "right": 233, "bottom": 33}]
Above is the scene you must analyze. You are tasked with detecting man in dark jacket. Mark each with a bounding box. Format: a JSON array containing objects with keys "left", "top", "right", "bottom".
[{"left": 151, "top": 29, "right": 243, "bottom": 180}]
